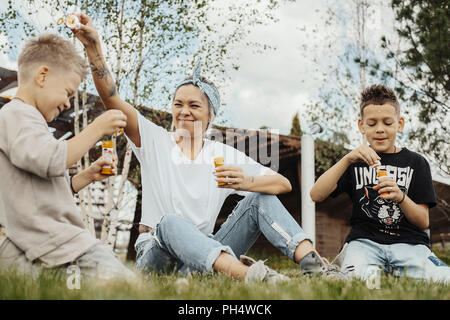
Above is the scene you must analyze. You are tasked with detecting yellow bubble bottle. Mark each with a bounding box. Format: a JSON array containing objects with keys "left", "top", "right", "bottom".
[
  {"left": 214, "top": 157, "right": 225, "bottom": 186},
  {"left": 101, "top": 140, "right": 115, "bottom": 175},
  {"left": 377, "top": 169, "right": 389, "bottom": 196}
]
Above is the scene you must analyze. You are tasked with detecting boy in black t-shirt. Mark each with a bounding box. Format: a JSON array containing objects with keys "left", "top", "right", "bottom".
[{"left": 310, "top": 84, "right": 449, "bottom": 283}]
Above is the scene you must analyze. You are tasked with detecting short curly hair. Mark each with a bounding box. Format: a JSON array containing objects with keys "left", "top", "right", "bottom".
[
  {"left": 18, "top": 33, "right": 88, "bottom": 82},
  {"left": 360, "top": 84, "right": 400, "bottom": 118}
]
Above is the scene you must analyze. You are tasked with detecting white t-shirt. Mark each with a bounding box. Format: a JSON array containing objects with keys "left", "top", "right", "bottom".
[{"left": 127, "top": 110, "right": 270, "bottom": 237}]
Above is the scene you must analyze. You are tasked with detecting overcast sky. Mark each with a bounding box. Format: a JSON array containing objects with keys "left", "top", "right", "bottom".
[{"left": 220, "top": 0, "right": 399, "bottom": 135}]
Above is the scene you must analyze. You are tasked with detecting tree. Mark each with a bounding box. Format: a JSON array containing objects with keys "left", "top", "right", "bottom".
[
  {"left": 295, "top": 0, "right": 386, "bottom": 148},
  {"left": 0, "top": 0, "right": 292, "bottom": 113},
  {"left": 375, "top": 0, "right": 449, "bottom": 174},
  {"left": 289, "top": 112, "right": 302, "bottom": 137}
]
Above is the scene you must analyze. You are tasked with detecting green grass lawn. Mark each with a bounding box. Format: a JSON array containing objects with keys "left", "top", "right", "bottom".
[{"left": 1, "top": 249, "right": 449, "bottom": 300}]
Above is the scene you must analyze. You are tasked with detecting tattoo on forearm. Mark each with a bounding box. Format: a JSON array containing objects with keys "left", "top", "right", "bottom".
[
  {"left": 86, "top": 35, "right": 98, "bottom": 46},
  {"left": 108, "top": 85, "right": 117, "bottom": 97},
  {"left": 90, "top": 63, "right": 110, "bottom": 80},
  {"left": 89, "top": 62, "right": 117, "bottom": 98}
]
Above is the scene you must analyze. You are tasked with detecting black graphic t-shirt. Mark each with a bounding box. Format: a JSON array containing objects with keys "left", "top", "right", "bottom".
[{"left": 331, "top": 147, "right": 437, "bottom": 248}]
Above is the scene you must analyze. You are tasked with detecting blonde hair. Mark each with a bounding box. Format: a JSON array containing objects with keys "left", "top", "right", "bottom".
[{"left": 18, "top": 33, "right": 88, "bottom": 82}]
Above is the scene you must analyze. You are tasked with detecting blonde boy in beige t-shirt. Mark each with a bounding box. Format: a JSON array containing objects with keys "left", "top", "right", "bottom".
[{"left": 0, "top": 33, "right": 134, "bottom": 281}]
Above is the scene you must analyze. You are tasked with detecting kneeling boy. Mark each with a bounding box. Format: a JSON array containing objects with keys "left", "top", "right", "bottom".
[{"left": 0, "top": 33, "right": 134, "bottom": 281}]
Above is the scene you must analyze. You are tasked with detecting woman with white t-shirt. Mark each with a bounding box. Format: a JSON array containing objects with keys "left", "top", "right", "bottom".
[{"left": 73, "top": 13, "right": 347, "bottom": 282}]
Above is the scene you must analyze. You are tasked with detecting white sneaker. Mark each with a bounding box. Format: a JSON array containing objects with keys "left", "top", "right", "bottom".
[{"left": 241, "top": 255, "right": 291, "bottom": 284}]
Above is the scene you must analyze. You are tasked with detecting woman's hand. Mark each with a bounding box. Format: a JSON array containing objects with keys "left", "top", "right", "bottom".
[
  {"left": 70, "top": 12, "right": 100, "bottom": 47},
  {"left": 214, "top": 166, "right": 253, "bottom": 190}
]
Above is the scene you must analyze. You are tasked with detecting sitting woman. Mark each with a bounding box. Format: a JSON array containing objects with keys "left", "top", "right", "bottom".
[{"left": 72, "top": 12, "right": 346, "bottom": 283}]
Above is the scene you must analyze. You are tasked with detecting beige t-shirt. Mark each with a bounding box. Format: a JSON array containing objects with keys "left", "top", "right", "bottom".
[{"left": 0, "top": 100, "right": 96, "bottom": 266}]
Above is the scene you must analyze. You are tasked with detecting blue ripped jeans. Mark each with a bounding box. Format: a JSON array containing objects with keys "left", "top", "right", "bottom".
[
  {"left": 341, "top": 238, "right": 450, "bottom": 283},
  {"left": 134, "top": 192, "right": 311, "bottom": 274}
]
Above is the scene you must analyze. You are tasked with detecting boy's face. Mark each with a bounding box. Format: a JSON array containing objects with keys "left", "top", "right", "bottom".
[
  {"left": 358, "top": 103, "right": 404, "bottom": 153},
  {"left": 34, "top": 66, "right": 81, "bottom": 122}
]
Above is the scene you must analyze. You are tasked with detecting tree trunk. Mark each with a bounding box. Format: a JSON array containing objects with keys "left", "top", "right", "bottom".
[
  {"left": 114, "top": 0, "right": 126, "bottom": 90},
  {"left": 82, "top": 86, "right": 96, "bottom": 236},
  {"left": 356, "top": 0, "right": 367, "bottom": 92},
  {"left": 123, "top": 0, "right": 147, "bottom": 260},
  {"left": 101, "top": 171, "right": 116, "bottom": 244},
  {"left": 100, "top": 0, "right": 126, "bottom": 246},
  {"left": 72, "top": 32, "right": 90, "bottom": 229},
  {"left": 126, "top": 188, "right": 141, "bottom": 261}
]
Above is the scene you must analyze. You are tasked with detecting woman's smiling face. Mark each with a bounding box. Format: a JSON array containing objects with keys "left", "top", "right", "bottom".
[{"left": 172, "top": 84, "right": 210, "bottom": 139}]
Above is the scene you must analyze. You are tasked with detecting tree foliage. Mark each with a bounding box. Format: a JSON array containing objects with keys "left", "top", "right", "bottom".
[
  {"left": 295, "top": 0, "right": 448, "bottom": 175},
  {"left": 314, "top": 139, "right": 348, "bottom": 179},
  {"left": 375, "top": 0, "right": 449, "bottom": 174},
  {"left": 295, "top": 0, "right": 384, "bottom": 148},
  {"left": 289, "top": 111, "right": 302, "bottom": 137},
  {"left": 0, "top": 0, "right": 292, "bottom": 124}
]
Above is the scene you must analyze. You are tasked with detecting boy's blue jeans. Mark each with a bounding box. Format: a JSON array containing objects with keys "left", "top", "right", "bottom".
[
  {"left": 135, "top": 192, "right": 311, "bottom": 274},
  {"left": 341, "top": 238, "right": 450, "bottom": 283}
]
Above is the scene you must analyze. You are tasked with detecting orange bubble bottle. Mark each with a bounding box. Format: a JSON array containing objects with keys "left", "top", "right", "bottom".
[
  {"left": 377, "top": 169, "right": 389, "bottom": 196},
  {"left": 214, "top": 157, "right": 225, "bottom": 186},
  {"left": 101, "top": 140, "right": 115, "bottom": 175}
]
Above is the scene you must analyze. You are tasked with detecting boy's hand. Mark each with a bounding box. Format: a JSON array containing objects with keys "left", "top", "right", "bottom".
[
  {"left": 70, "top": 156, "right": 117, "bottom": 193},
  {"left": 374, "top": 176, "right": 404, "bottom": 203},
  {"left": 92, "top": 109, "right": 127, "bottom": 137},
  {"left": 345, "top": 145, "right": 381, "bottom": 166},
  {"left": 87, "top": 155, "right": 117, "bottom": 181},
  {"left": 70, "top": 12, "right": 100, "bottom": 47}
]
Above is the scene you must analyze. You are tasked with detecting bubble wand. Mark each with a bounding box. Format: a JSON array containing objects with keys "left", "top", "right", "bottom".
[
  {"left": 364, "top": 133, "right": 389, "bottom": 197},
  {"left": 57, "top": 6, "right": 81, "bottom": 29},
  {"left": 101, "top": 129, "right": 124, "bottom": 175}
]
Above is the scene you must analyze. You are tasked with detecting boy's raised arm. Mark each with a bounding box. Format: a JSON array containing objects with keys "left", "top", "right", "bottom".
[
  {"left": 310, "top": 156, "right": 350, "bottom": 202},
  {"left": 66, "top": 109, "right": 127, "bottom": 168},
  {"left": 72, "top": 13, "right": 141, "bottom": 147}
]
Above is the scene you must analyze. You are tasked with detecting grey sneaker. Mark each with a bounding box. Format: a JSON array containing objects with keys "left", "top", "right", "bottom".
[
  {"left": 241, "top": 255, "right": 291, "bottom": 284},
  {"left": 299, "top": 247, "right": 354, "bottom": 280}
]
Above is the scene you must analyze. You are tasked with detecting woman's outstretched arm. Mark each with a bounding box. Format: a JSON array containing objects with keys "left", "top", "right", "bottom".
[{"left": 72, "top": 13, "right": 141, "bottom": 147}]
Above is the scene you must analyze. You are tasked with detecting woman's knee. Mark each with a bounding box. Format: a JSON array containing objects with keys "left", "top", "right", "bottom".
[
  {"left": 157, "top": 214, "right": 199, "bottom": 246},
  {"left": 244, "top": 192, "right": 278, "bottom": 206},
  {"left": 159, "top": 214, "right": 187, "bottom": 233},
  {"left": 135, "top": 241, "right": 176, "bottom": 274}
]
